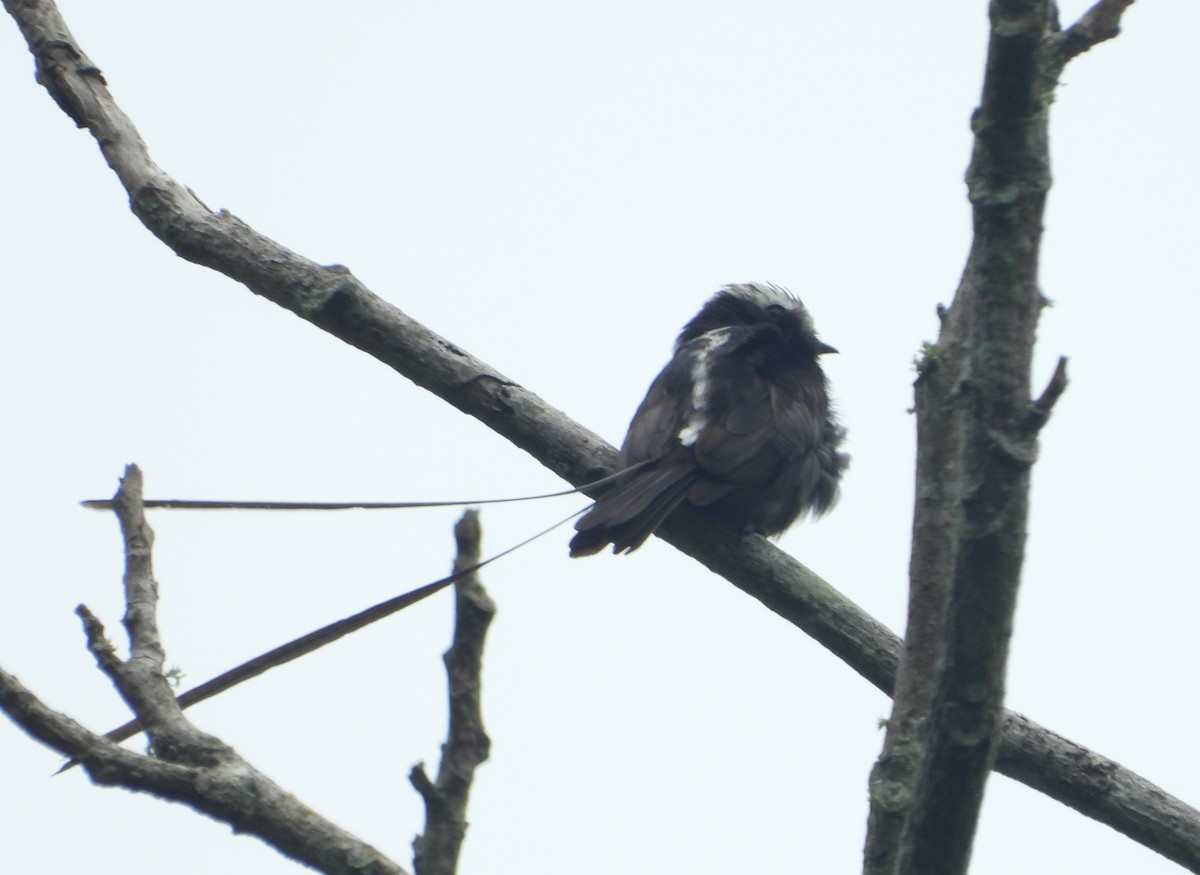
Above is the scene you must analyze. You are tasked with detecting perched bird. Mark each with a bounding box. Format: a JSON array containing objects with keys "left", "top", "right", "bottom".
[{"left": 570, "top": 283, "right": 847, "bottom": 557}]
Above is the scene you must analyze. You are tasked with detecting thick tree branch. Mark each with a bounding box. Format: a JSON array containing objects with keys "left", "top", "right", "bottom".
[
  {"left": 4, "top": 1, "right": 1196, "bottom": 871},
  {"left": 867, "top": 0, "right": 1057, "bottom": 869},
  {"left": 0, "top": 666, "right": 128, "bottom": 762},
  {"left": 997, "top": 712, "right": 1200, "bottom": 870},
  {"left": 410, "top": 510, "right": 494, "bottom": 875},
  {"left": 865, "top": 2, "right": 1136, "bottom": 874}
]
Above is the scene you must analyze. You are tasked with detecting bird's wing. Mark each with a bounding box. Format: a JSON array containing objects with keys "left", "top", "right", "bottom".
[
  {"left": 687, "top": 385, "right": 780, "bottom": 504},
  {"left": 619, "top": 348, "right": 697, "bottom": 466},
  {"left": 688, "top": 338, "right": 827, "bottom": 504}
]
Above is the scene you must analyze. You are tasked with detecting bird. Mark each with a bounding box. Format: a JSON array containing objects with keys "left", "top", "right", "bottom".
[{"left": 569, "top": 282, "right": 847, "bottom": 557}]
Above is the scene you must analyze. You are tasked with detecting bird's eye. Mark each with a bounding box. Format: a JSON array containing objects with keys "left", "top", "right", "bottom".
[{"left": 765, "top": 303, "right": 786, "bottom": 318}]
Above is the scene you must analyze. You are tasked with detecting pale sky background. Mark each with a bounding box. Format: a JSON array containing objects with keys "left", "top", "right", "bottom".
[{"left": 2, "top": 2, "right": 1198, "bottom": 873}]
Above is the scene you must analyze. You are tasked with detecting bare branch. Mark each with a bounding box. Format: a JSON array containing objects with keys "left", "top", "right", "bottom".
[
  {"left": 3, "top": 0, "right": 606, "bottom": 495},
  {"left": 1025, "top": 356, "right": 1070, "bottom": 432},
  {"left": 1047, "top": 0, "right": 1138, "bottom": 70},
  {"left": 27, "top": 677, "right": 410, "bottom": 874},
  {"left": 71, "top": 466, "right": 226, "bottom": 767},
  {"left": 864, "top": 2, "right": 1128, "bottom": 872},
  {"left": 866, "top": 0, "right": 1055, "bottom": 866},
  {"left": 4, "top": 1, "right": 1198, "bottom": 869},
  {"left": 998, "top": 712, "right": 1200, "bottom": 870},
  {"left": 411, "top": 511, "right": 495, "bottom": 875},
  {"left": 0, "top": 666, "right": 127, "bottom": 763},
  {"left": 1, "top": 464, "right": 410, "bottom": 875}
]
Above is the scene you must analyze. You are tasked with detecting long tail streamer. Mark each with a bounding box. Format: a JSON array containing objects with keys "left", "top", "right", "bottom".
[{"left": 58, "top": 505, "right": 589, "bottom": 773}]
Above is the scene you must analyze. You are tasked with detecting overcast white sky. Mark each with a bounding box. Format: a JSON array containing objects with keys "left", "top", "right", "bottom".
[{"left": 2, "top": 2, "right": 1198, "bottom": 873}]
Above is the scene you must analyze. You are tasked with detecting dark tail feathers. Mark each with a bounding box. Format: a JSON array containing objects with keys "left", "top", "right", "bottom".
[{"left": 569, "top": 463, "right": 697, "bottom": 557}]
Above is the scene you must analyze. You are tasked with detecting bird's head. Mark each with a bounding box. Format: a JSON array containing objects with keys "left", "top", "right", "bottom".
[{"left": 676, "top": 282, "right": 837, "bottom": 357}]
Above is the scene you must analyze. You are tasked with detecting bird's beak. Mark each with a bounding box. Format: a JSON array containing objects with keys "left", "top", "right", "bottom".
[{"left": 818, "top": 341, "right": 839, "bottom": 355}]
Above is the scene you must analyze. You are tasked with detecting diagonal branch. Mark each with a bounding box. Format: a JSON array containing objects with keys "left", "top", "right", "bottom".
[{"left": 3, "top": 0, "right": 1197, "bottom": 870}]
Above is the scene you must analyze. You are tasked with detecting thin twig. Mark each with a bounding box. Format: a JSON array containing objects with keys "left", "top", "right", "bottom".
[
  {"left": 1047, "top": 0, "right": 1138, "bottom": 69},
  {"left": 1025, "top": 356, "right": 1070, "bottom": 431},
  {"left": 411, "top": 511, "right": 495, "bottom": 875},
  {"left": 76, "top": 466, "right": 216, "bottom": 764}
]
